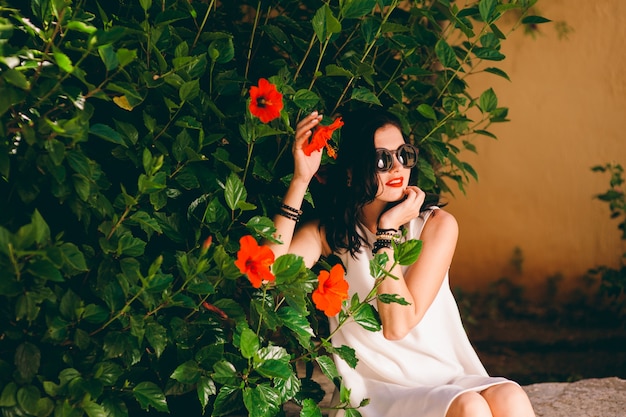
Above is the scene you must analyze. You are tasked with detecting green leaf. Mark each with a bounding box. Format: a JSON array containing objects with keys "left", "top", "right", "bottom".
[
  {"left": 239, "top": 327, "right": 259, "bottom": 359},
  {"left": 196, "top": 343, "right": 226, "bottom": 369},
  {"left": 15, "top": 342, "right": 41, "bottom": 382},
  {"left": 300, "top": 398, "right": 323, "bottom": 417},
  {"left": 312, "top": 4, "right": 341, "bottom": 42},
  {"left": 255, "top": 359, "right": 293, "bottom": 380},
  {"left": 245, "top": 216, "right": 276, "bottom": 240},
  {"left": 328, "top": 344, "right": 357, "bottom": 369},
  {"left": 208, "top": 37, "right": 234, "bottom": 64},
  {"left": 394, "top": 239, "right": 422, "bottom": 266},
  {"left": 127, "top": 211, "right": 163, "bottom": 238},
  {"left": 116, "top": 48, "right": 137, "bottom": 68},
  {"left": 316, "top": 355, "right": 339, "bottom": 381},
  {"left": 3, "top": 68, "right": 30, "bottom": 89},
  {"left": 262, "top": 24, "right": 292, "bottom": 53},
  {"left": 171, "top": 360, "right": 202, "bottom": 384},
  {"left": 17, "top": 385, "right": 40, "bottom": 415},
  {"left": 277, "top": 307, "right": 314, "bottom": 349},
  {"left": 67, "top": 20, "right": 97, "bottom": 34},
  {"left": 325, "top": 64, "right": 354, "bottom": 78},
  {"left": 72, "top": 174, "right": 90, "bottom": 201},
  {"left": 353, "top": 303, "right": 380, "bottom": 332},
  {"left": 521, "top": 15, "right": 551, "bottom": 24},
  {"left": 90, "top": 123, "right": 126, "bottom": 146},
  {"left": 475, "top": 129, "right": 497, "bottom": 139},
  {"left": 224, "top": 173, "right": 247, "bottom": 211},
  {"left": 27, "top": 258, "right": 64, "bottom": 282},
  {"left": 140, "top": 0, "right": 151, "bottom": 12},
  {"left": 36, "top": 397, "right": 55, "bottom": 417},
  {"left": 98, "top": 44, "right": 119, "bottom": 71},
  {"left": 133, "top": 382, "right": 169, "bottom": 412},
  {"left": 0, "top": 382, "right": 17, "bottom": 407},
  {"left": 402, "top": 66, "right": 433, "bottom": 76},
  {"left": 146, "top": 321, "right": 168, "bottom": 358},
  {"left": 60, "top": 289, "right": 81, "bottom": 321},
  {"left": 93, "top": 362, "right": 123, "bottom": 386},
  {"left": 243, "top": 384, "right": 281, "bottom": 417},
  {"left": 272, "top": 253, "right": 305, "bottom": 284},
  {"left": 197, "top": 376, "right": 216, "bottom": 413},
  {"left": 483, "top": 67, "right": 510, "bottom": 81},
  {"left": 479, "top": 0, "right": 497, "bottom": 22},
  {"left": 101, "top": 398, "right": 129, "bottom": 417},
  {"left": 378, "top": 293, "right": 410, "bottom": 305},
  {"left": 293, "top": 89, "right": 320, "bottom": 110},
  {"left": 116, "top": 233, "right": 146, "bottom": 257},
  {"left": 212, "top": 360, "right": 239, "bottom": 386},
  {"left": 417, "top": 104, "right": 437, "bottom": 120},
  {"left": 83, "top": 401, "right": 108, "bottom": 417},
  {"left": 53, "top": 47, "right": 74, "bottom": 73},
  {"left": 474, "top": 47, "right": 505, "bottom": 61},
  {"left": 479, "top": 88, "right": 498, "bottom": 113},
  {"left": 351, "top": 87, "right": 382, "bottom": 106},
  {"left": 340, "top": 0, "right": 377, "bottom": 19},
  {"left": 212, "top": 385, "right": 242, "bottom": 417},
  {"left": 179, "top": 79, "right": 200, "bottom": 102},
  {"left": 435, "top": 39, "right": 457, "bottom": 68},
  {"left": 81, "top": 304, "right": 107, "bottom": 324}
]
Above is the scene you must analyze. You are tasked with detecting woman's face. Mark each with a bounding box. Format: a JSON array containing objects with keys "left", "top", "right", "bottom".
[{"left": 372, "top": 124, "right": 411, "bottom": 202}]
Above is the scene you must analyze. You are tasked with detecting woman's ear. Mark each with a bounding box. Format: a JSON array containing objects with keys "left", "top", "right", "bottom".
[{"left": 346, "top": 169, "right": 352, "bottom": 187}]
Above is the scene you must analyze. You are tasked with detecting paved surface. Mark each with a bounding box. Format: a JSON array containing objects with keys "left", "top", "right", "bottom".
[
  {"left": 285, "top": 374, "right": 626, "bottom": 416},
  {"left": 523, "top": 377, "right": 626, "bottom": 417}
]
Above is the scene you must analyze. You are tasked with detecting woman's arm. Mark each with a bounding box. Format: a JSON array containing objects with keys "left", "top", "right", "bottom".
[
  {"left": 376, "top": 198, "right": 459, "bottom": 340},
  {"left": 265, "top": 111, "right": 325, "bottom": 266}
]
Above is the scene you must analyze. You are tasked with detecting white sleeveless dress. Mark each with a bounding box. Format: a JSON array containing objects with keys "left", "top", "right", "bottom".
[{"left": 328, "top": 209, "right": 515, "bottom": 417}]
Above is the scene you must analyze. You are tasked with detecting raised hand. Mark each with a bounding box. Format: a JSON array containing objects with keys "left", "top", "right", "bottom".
[
  {"left": 292, "top": 111, "right": 324, "bottom": 183},
  {"left": 378, "top": 186, "right": 426, "bottom": 230}
]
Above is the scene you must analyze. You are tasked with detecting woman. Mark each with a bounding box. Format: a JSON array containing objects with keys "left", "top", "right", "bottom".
[{"left": 268, "top": 108, "right": 536, "bottom": 417}]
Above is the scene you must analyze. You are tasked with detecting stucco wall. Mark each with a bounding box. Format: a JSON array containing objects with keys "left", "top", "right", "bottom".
[{"left": 445, "top": 0, "right": 626, "bottom": 298}]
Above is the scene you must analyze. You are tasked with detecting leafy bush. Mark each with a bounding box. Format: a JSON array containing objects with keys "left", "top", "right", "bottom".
[
  {"left": 0, "top": 0, "right": 545, "bottom": 416},
  {"left": 589, "top": 163, "right": 626, "bottom": 318}
]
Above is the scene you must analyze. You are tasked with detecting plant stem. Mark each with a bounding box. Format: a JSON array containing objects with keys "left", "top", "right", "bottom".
[
  {"left": 418, "top": 111, "right": 456, "bottom": 144},
  {"left": 331, "top": 0, "right": 400, "bottom": 114},
  {"left": 294, "top": 34, "right": 317, "bottom": 82},
  {"left": 243, "top": 0, "right": 263, "bottom": 88},
  {"left": 192, "top": 0, "right": 216, "bottom": 50},
  {"left": 242, "top": 138, "right": 255, "bottom": 184},
  {"left": 91, "top": 289, "right": 145, "bottom": 336}
]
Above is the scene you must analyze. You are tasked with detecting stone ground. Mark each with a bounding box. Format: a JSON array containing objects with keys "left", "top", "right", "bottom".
[
  {"left": 524, "top": 377, "right": 626, "bottom": 417},
  {"left": 285, "top": 373, "right": 626, "bottom": 416},
  {"left": 282, "top": 316, "right": 626, "bottom": 416}
]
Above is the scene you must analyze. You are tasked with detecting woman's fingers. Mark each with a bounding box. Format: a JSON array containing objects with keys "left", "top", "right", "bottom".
[{"left": 295, "top": 111, "right": 322, "bottom": 146}]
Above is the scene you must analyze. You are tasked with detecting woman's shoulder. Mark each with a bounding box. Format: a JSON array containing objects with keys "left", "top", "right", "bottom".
[
  {"left": 418, "top": 207, "right": 458, "bottom": 238},
  {"left": 295, "top": 219, "right": 333, "bottom": 258}
]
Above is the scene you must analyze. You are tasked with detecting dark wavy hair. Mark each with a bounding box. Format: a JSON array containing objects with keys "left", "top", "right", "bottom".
[{"left": 315, "top": 108, "right": 420, "bottom": 257}]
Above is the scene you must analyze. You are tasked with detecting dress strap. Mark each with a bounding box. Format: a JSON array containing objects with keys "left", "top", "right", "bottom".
[{"left": 406, "top": 206, "right": 440, "bottom": 240}]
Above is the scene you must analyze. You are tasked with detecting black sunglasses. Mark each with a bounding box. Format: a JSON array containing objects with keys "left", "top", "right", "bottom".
[{"left": 375, "top": 143, "right": 419, "bottom": 172}]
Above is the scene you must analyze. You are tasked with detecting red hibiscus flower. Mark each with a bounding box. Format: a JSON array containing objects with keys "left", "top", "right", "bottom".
[
  {"left": 234, "top": 235, "right": 276, "bottom": 288},
  {"left": 248, "top": 78, "right": 284, "bottom": 123},
  {"left": 303, "top": 117, "right": 344, "bottom": 157},
  {"left": 312, "top": 264, "right": 349, "bottom": 317}
]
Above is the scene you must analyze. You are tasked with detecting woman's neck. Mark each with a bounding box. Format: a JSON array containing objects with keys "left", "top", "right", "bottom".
[{"left": 360, "top": 201, "right": 386, "bottom": 233}]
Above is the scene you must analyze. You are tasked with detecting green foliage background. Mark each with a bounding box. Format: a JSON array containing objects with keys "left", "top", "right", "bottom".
[{"left": 0, "top": 0, "right": 546, "bottom": 416}]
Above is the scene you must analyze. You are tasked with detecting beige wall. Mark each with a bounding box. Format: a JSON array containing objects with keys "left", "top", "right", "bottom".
[{"left": 446, "top": 0, "right": 626, "bottom": 298}]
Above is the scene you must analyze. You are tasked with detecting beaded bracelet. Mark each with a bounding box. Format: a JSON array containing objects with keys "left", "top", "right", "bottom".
[
  {"left": 376, "top": 227, "right": 399, "bottom": 235},
  {"left": 376, "top": 232, "right": 400, "bottom": 241},
  {"left": 278, "top": 209, "right": 300, "bottom": 222},
  {"left": 372, "top": 239, "right": 394, "bottom": 255},
  {"left": 281, "top": 203, "right": 302, "bottom": 216}
]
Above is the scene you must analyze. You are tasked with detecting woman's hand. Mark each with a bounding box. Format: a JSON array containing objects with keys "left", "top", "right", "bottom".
[
  {"left": 292, "top": 111, "right": 324, "bottom": 183},
  {"left": 378, "top": 186, "right": 425, "bottom": 230}
]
